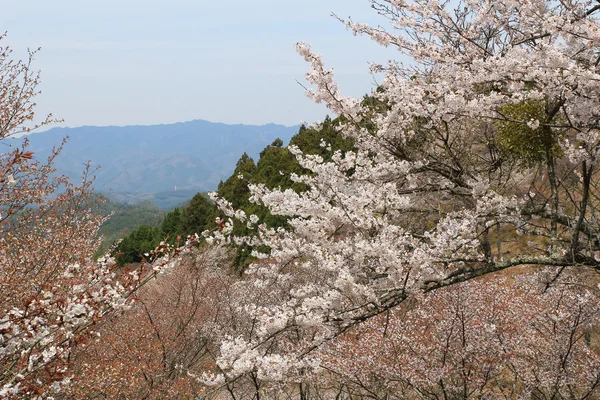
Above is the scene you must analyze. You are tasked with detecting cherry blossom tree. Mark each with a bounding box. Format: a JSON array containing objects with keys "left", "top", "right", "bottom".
[
  {"left": 57, "top": 246, "right": 233, "bottom": 399},
  {"left": 0, "top": 35, "right": 126, "bottom": 397},
  {"left": 0, "top": 35, "right": 198, "bottom": 398},
  {"left": 317, "top": 270, "right": 600, "bottom": 398},
  {"left": 204, "top": 0, "right": 600, "bottom": 392}
]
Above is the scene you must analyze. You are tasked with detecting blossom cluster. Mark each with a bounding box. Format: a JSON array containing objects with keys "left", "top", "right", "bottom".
[{"left": 203, "top": 0, "right": 600, "bottom": 392}]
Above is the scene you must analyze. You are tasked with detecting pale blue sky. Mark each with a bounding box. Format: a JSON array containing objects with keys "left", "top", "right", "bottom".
[{"left": 2, "top": 1, "right": 395, "bottom": 127}]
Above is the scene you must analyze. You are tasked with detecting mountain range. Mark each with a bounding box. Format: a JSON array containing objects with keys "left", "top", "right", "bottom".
[{"left": 12, "top": 120, "right": 299, "bottom": 207}]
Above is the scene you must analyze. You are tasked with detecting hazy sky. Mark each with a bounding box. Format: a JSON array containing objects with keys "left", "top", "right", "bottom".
[{"left": 2, "top": 1, "right": 395, "bottom": 128}]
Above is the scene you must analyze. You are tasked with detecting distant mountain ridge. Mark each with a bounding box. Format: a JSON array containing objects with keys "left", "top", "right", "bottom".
[{"left": 13, "top": 120, "right": 299, "bottom": 205}]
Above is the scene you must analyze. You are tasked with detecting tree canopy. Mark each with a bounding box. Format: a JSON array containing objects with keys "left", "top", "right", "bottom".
[
  {"left": 113, "top": 119, "right": 354, "bottom": 269},
  {"left": 9, "top": 0, "right": 600, "bottom": 396},
  {"left": 201, "top": 0, "right": 600, "bottom": 396}
]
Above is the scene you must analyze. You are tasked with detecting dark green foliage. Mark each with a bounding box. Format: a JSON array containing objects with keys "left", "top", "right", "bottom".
[
  {"left": 256, "top": 145, "right": 297, "bottom": 189},
  {"left": 112, "top": 116, "right": 355, "bottom": 269},
  {"left": 115, "top": 225, "right": 162, "bottom": 265},
  {"left": 495, "top": 100, "right": 564, "bottom": 166},
  {"left": 181, "top": 193, "right": 213, "bottom": 237},
  {"left": 215, "top": 153, "right": 256, "bottom": 210},
  {"left": 161, "top": 208, "right": 183, "bottom": 239},
  {"left": 96, "top": 200, "right": 165, "bottom": 256},
  {"left": 113, "top": 195, "right": 213, "bottom": 266},
  {"left": 213, "top": 115, "right": 355, "bottom": 270},
  {"left": 289, "top": 116, "right": 354, "bottom": 163}
]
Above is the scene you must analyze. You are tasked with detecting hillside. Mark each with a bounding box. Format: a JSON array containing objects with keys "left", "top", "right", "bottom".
[
  {"left": 12, "top": 120, "right": 298, "bottom": 204},
  {"left": 96, "top": 200, "right": 166, "bottom": 255},
  {"left": 112, "top": 116, "right": 354, "bottom": 267}
]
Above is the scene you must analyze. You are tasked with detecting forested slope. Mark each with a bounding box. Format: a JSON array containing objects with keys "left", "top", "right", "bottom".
[{"left": 112, "top": 116, "right": 353, "bottom": 267}]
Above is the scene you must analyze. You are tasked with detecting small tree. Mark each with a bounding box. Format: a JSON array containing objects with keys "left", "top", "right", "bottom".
[
  {"left": 60, "top": 246, "right": 234, "bottom": 399},
  {"left": 204, "top": 0, "right": 600, "bottom": 393},
  {"left": 0, "top": 35, "right": 120, "bottom": 397},
  {"left": 0, "top": 35, "right": 186, "bottom": 398}
]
